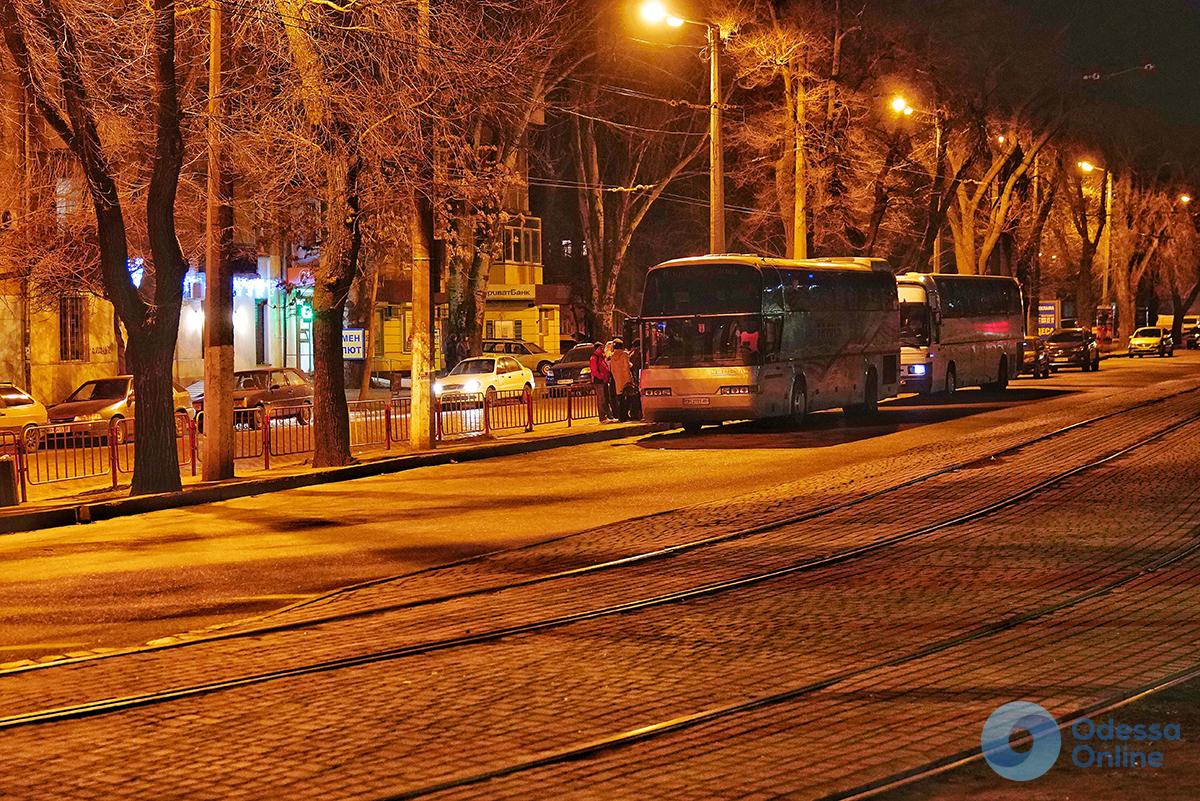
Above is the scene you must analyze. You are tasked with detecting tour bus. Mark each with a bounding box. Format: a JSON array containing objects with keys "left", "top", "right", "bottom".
[
  {"left": 638, "top": 255, "right": 900, "bottom": 431},
  {"left": 895, "top": 272, "right": 1023, "bottom": 395}
]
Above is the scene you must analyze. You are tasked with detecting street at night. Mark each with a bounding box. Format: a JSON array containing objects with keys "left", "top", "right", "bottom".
[
  {"left": 6, "top": 0, "right": 1200, "bottom": 797},
  {"left": 1, "top": 353, "right": 1200, "bottom": 798}
]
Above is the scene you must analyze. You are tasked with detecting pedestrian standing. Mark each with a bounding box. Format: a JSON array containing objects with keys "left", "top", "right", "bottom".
[
  {"left": 627, "top": 340, "right": 643, "bottom": 420},
  {"left": 609, "top": 339, "right": 634, "bottom": 422},
  {"left": 589, "top": 342, "right": 613, "bottom": 422}
]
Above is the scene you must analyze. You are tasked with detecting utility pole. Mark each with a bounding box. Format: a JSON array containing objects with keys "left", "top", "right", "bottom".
[
  {"left": 931, "top": 114, "right": 943, "bottom": 273},
  {"left": 790, "top": 57, "right": 807, "bottom": 260},
  {"left": 1101, "top": 168, "right": 1113, "bottom": 309},
  {"left": 409, "top": 0, "right": 437, "bottom": 450},
  {"left": 203, "top": 0, "right": 235, "bottom": 480},
  {"left": 707, "top": 23, "right": 725, "bottom": 254},
  {"left": 18, "top": 84, "right": 32, "bottom": 391}
]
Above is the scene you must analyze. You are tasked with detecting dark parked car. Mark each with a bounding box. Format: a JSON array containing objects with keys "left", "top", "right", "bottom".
[
  {"left": 1046, "top": 328, "right": 1101, "bottom": 372},
  {"left": 1020, "top": 336, "right": 1050, "bottom": 378},
  {"left": 546, "top": 343, "right": 596, "bottom": 386},
  {"left": 1184, "top": 326, "right": 1200, "bottom": 350},
  {"left": 195, "top": 367, "right": 314, "bottom": 430}
]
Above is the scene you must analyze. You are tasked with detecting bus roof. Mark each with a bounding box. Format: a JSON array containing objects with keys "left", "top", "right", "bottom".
[
  {"left": 897, "top": 271, "right": 1020, "bottom": 285},
  {"left": 651, "top": 254, "right": 895, "bottom": 273}
]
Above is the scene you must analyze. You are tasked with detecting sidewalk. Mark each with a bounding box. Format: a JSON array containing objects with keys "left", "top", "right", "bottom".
[{"left": 0, "top": 417, "right": 662, "bottom": 534}]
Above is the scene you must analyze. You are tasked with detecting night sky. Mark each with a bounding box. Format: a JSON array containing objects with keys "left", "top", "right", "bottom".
[{"left": 1018, "top": 0, "right": 1200, "bottom": 128}]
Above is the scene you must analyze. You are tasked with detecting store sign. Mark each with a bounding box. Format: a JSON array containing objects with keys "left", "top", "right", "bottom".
[
  {"left": 487, "top": 284, "right": 536, "bottom": 301},
  {"left": 343, "top": 328, "right": 366, "bottom": 360},
  {"left": 1036, "top": 300, "right": 1060, "bottom": 338}
]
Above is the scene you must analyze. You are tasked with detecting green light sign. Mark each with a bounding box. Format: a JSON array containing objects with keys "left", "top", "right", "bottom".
[{"left": 298, "top": 301, "right": 313, "bottom": 322}]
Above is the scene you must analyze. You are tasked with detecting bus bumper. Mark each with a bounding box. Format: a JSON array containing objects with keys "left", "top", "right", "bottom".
[
  {"left": 641, "top": 393, "right": 776, "bottom": 423},
  {"left": 899, "top": 374, "right": 933, "bottom": 393}
]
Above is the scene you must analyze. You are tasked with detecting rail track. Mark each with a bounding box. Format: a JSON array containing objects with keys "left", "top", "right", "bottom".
[
  {"left": 3, "top": 403, "right": 1199, "bottom": 743},
  {"left": 6, "top": 383, "right": 1199, "bottom": 681}
]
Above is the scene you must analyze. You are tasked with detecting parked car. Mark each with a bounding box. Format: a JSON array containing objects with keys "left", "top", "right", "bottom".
[
  {"left": 194, "top": 367, "right": 314, "bottom": 430},
  {"left": 49, "top": 376, "right": 193, "bottom": 442},
  {"left": 1128, "top": 326, "right": 1174, "bottom": 358},
  {"left": 1183, "top": 326, "right": 1200, "bottom": 350},
  {"left": 1020, "top": 336, "right": 1051, "bottom": 378},
  {"left": 0, "top": 383, "right": 48, "bottom": 451},
  {"left": 1045, "top": 328, "right": 1101, "bottom": 372},
  {"left": 433, "top": 356, "right": 534, "bottom": 400},
  {"left": 546, "top": 343, "right": 596, "bottom": 386},
  {"left": 480, "top": 339, "right": 557, "bottom": 377}
]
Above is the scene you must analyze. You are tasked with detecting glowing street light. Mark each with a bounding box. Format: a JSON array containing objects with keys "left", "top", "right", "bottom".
[
  {"left": 640, "top": 1, "right": 724, "bottom": 251},
  {"left": 1077, "top": 160, "right": 1097, "bottom": 173},
  {"left": 891, "top": 96, "right": 909, "bottom": 113},
  {"left": 1180, "top": 194, "right": 1192, "bottom": 204}
]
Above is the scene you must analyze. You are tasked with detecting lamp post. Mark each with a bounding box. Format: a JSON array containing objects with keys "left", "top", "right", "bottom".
[
  {"left": 641, "top": 1, "right": 725, "bottom": 253},
  {"left": 1078, "top": 160, "right": 1114, "bottom": 312},
  {"left": 892, "top": 96, "right": 943, "bottom": 272}
]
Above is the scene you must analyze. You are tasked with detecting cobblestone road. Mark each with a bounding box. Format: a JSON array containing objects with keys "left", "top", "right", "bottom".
[{"left": 3, "top": 372, "right": 1200, "bottom": 800}]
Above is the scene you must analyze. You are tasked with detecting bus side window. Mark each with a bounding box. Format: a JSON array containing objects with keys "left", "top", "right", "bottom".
[{"left": 781, "top": 270, "right": 808, "bottom": 312}]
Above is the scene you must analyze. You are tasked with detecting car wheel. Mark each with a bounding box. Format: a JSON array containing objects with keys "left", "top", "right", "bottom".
[
  {"left": 1093, "top": 357, "right": 1101, "bottom": 371},
  {"left": 523, "top": 383, "right": 533, "bottom": 394},
  {"left": 485, "top": 386, "right": 497, "bottom": 405},
  {"left": 297, "top": 404, "right": 312, "bottom": 425},
  {"left": 537, "top": 361, "right": 552, "bottom": 377},
  {"left": 249, "top": 406, "right": 265, "bottom": 430},
  {"left": 944, "top": 365, "right": 957, "bottom": 396},
  {"left": 22, "top": 425, "right": 40, "bottom": 453},
  {"left": 111, "top": 416, "right": 128, "bottom": 444},
  {"left": 195, "top": 410, "right": 205, "bottom": 434}
]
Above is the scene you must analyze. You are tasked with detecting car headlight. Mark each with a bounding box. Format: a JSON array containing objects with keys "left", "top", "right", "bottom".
[
  {"left": 464, "top": 379, "right": 481, "bottom": 393},
  {"left": 78, "top": 413, "right": 104, "bottom": 422},
  {"left": 910, "top": 364, "right": 927, "bottom": 376},
  {"left": 579, "top": 367, "right": 591, "bottom": 377}
]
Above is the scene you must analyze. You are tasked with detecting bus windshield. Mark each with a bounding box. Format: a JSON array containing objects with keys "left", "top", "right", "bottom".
[
  {"left": 899, "top": 303, "right": 931, "bottom": 347},
  {"left": 645, "top": 315, "right": 766, "bottom": 367},
  {"left": 642, "top": 265, "right": 762, "bottom": 316}
]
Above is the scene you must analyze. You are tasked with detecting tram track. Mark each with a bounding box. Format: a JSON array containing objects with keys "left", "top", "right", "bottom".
[
  {"left": 2, "top": 404, "right": 1199, "bottom": 738},
  {"left": 365, "top": 425, "right": 1200, "bottom": 800},
  {"left": 6, "top": 383, "right": 1199, "bottom": 679},
  {"left": 827, "top": 658, "right": 1200, "bottom": 800}
]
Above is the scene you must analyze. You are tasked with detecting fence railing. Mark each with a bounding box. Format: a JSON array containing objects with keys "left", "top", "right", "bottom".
[{"left": 1, "top": 384, "right": 605, "bottom": 504}]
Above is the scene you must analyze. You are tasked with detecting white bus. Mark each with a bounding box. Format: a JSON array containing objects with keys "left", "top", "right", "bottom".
[
  {"left": 638, "top": 255, "right": 900, "bottom": 431},
  {"left": 896, "top": 273, "right": 1023, "bottom": 395}
]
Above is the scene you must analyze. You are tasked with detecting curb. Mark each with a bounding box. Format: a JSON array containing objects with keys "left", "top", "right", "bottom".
[{"left": 0, "top": 422, "right": 665, "bottom": 535}]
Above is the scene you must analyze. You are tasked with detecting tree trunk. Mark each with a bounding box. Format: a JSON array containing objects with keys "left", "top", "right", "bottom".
[
  {"left": 312, "top": 282, "right": 351, "bottom": 467},
  {"left": 113, "top": 313, "right": 127, "bottom": 374},
  {"left": 127, "top": 331, "right": 182, "bottom": 495},
  {"left": 1171, "top": 280, "right": 1200, "bottom": 343},
  {"left": 310, "top": 151, "right": 361, "bottom": 467},
  {"left": 1076, "top": 247, "right": 1097, "bottom": 326}
]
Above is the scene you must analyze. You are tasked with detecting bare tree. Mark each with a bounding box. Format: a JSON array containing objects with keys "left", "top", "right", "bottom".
[{"left": 1, "top": 0, "right": 194, "bottom": 494}]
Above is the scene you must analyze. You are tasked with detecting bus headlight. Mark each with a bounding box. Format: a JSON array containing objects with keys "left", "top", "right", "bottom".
[
  {"left": 641, "top": 387, "right": 672, "bottom": 397},
  {"left": 717, "top": 385, "right": 758, "bottom": 395},
  {"left": 909, "top": 364, "right": 927, "bottom": 376}
]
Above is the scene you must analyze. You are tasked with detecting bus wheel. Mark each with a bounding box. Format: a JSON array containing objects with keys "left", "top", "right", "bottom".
[
  {"left": 984, "top": 357, "right": 1009, "bottom": 391},
  {"left": 845, "top": 370, "right": 878, "bottom": 418},
  {"left": 683, "top": 422, "right": 703, "bottom": 434},
  {"left": 944, "top": 365, "right": 957, "bottom": 396},
  {"left": 788, "top": 381, "right": 807, "bottom": 428}
]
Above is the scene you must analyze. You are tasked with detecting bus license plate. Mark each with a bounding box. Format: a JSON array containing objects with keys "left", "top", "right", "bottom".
[{"left": 682, "top": 397, "right": 711, "bottom": 406}]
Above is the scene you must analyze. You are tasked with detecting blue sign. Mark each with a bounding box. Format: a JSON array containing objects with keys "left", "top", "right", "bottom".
[{"left": 1036, "top": 300, "right": 1060, "bottom": 338}]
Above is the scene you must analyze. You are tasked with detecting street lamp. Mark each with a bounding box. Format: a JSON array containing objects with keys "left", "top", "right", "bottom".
[
  {"left": 1078, "top": 158, "right": 1114, "bottom": 334},
  {"left": 1180, "top": 194, "right": 1192, "bottom": 205},
  {"left": 640, "top": 1, "right": 725, "bottom": 252}
]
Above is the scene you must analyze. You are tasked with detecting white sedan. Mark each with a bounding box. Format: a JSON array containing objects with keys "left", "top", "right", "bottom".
[{"left": 434, "top": 356, "right": 535, "bottom": 400}]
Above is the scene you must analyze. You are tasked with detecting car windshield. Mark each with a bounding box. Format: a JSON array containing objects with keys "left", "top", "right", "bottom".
[
  {"left": 65, "top": 378, "right": 128, "bottom": 402},
  {"left": 1048, "top": 331, "right": 1084, "bottom": 343},
  {"left": 563, "top": 345, "right": 594, "bottom": 362},
  {"left": 1134, "top": 328, "right": 1162, "bottom": 338},
  {"left": 899, "top": 303, "right": 931, "bottom": 348},
  {"left": 449, "top": 358, "right": 495, "bottom": 375},
  {"left": 0, "top": 387, "right": 33, "bottom": 407},
  {"left": 523, "top": 342, "right": 546, "bottom": 353},
  {"left": 236, "top": 372, "right": 269, "bottom": 390}
]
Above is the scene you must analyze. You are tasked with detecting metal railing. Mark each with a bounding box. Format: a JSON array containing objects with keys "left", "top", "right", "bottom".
[{"left": 0, "top": 384, "right": 613, "bottom": 504}]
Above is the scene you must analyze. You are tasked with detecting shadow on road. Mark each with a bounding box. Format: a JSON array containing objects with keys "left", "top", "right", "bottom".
[{"left": 637, "top": 387, "right": 1074, "bottom": 451}]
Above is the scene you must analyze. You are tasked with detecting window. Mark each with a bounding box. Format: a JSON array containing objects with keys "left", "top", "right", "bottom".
[
  {"left": 642, "top": 265, "right": 762, "bottom": 317},
  {"left": 513, "top": 320, "right": 522, "bottom": 341},
  {"left": 0, "top": 386, "right": 34, "bottom": 407},
  {"left": 59, "top": 296, "right": 87, "bottom": 361},
  {"left": 255, "top": 300, "right": 268, "bottom": 365}
]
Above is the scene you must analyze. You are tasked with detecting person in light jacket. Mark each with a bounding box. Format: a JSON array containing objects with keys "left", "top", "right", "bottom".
[{"left": 608, "top": 339, "right": 634, "bottom": 422}]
